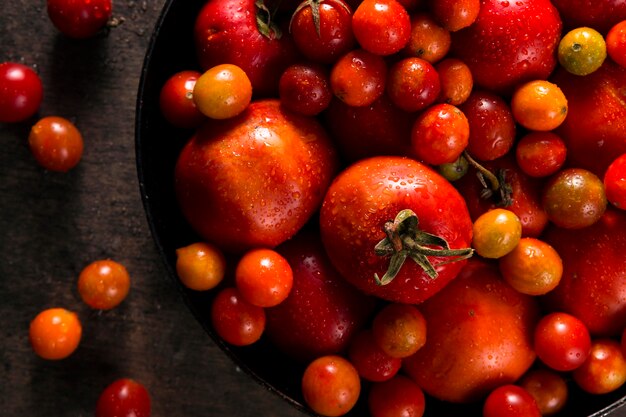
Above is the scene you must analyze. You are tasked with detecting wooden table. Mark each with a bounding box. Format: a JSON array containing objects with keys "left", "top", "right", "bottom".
[{"left": 0, "top": 2, "right": 303, "bottom": 416}]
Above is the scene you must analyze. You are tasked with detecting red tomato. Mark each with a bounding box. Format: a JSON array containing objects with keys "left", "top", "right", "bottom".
[
  {"left": 515, "top": 132, "right": 567, "bottom": 178},
  {"left": 551, "top": 0, "right": 626, "bottom": 33},
  {"left": 279, "top": 63, "right": 332, "bottom": 116},
  {"left": 519, "top": 369, "right": 569, "bottom": 416},
  {"left": 0, "top": 62, "right": 43, "bottom": 123},
  {"left": 235, "top": 248, "right": 293, "bottom": 307},
  {"left": 483, "top": 385, "right": 541, "bottom": 417},
  {"left": 351, "top": 0, "right": 411, "bottom": 56},
  {"left": 159, "top": 70, "right": 205, "bottom": 129},
  {"left": 77, "top": 259, "right": 131, "bottom": 310},
  {"left": 534, "top": 312, "right": 592, "bottom": 371},
  {"left": 573, "top": 339, "right": 626, "bottom": 394},
  {"left": 330, "top": 49, "right": 387, "bottom": 107},
  {"left": 348, "top": 330, "right": 401, "bottom": 382},
  {"left": 320, "top": 156, "right": 473, "bottom": 304},
  {"left": 607, "top": 20, "right": 626, "bottom": 69},
  {"left": 95, "top": 378, "right": 151, "bottom": 417},
  {"left": 386, "top": 57, "right": 440, "bottom": 112},
  {"left": 368, "top": 375, "right": 426, "bottom": 417},
  {"left": 604, "top": 153, "right": 626, "bottom": 209},
  {"left": 403, "top": 260, "right": 539, "bottom": 403},
  {"left": 211, "top": 287, "right": 266, "bottom": 346},
  {"left": 28, "top": 116, "right": 84, "bottom": 172},
  {"left": 47, "top": 0, "right": 112, "bottom": 39},
  {"left": 371, "top": 303, "right": 426, "bottom": 359}
]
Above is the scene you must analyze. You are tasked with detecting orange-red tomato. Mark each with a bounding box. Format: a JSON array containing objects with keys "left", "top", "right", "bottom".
[
  {"left": 371, "top": 303, "right": 427, "bottom": 358},
  {"left": 472, "top": 208, "right": 522, "bottom": 259},
  {"left": 193, "top": 63, "right": 252, "bottom": 119},
  {"left": 519, "top": 369, "right": 568, "bottom": 416},
  {"left": 78, "top": 259, "right": 131, "bottom": 310},
  {"left": 210, "top": 287, "right": 266, "bottom": 346},
  {"left": 402, "top": 13, "right": 451, "bottom": 63},
  {"left": 235, "top": 248, "right": 293, "bottom": 307},
  {"left": 511, "top": 80, "right": 568, "bottom": 131},
  {"left": 176, "top": 242, "right": 226, "bottom": 291},
  {"left": 29, "top": 307, "right": 82, "bottom": 360},
  {"left": 28, "top": 116, "right": 84, "bottom": 172},
  {"left": 573, "top": 339, "right": 626, "bottom": 394}
]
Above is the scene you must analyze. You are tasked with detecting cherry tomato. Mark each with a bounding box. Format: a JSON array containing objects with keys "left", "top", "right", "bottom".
[
  {"left": 430, "top": 0, "right": 480, "bottom": 32},
  {"left": 386, "top": 57, "right": 440, "bottom": 112},
  {"left": 351, "top": 0, "right": 411, "bottom": 56},
  {"left": 347, "top": 330, "right": 401, "bottom": 382},
  {"left": 534, "top": 312, "right": 592, "bottom": 371},
  {"left": 301, "top": 355, "right": 361, "bottom": 417},
  {"left": 29, "top": 307, "right": 82, "bottom": 360},
  {"left": 77, "top": 259, "right": 131, "bottom": 310},
  {"left": 519, "top": 369, "right": 568, "bottom": 416},
  {"left": 558, "top": 27, "right": 607, "bottom": 76},
  {"left": 175, "top": 242, "right": 226, "bottom": 291},
  {"left": 472, "top": 208, "right": 522, "bottom": 259},
  {"left": 371, "top": 303, "right": 426, "bottom": 358},
  {"left": 235, "top": 248, "right": 293, "bottom": 307},
  {"left": 279, "top": 63, "right": 332, "bottom": 116},
  {"left": 542, "top": 167, "right": 607, "bottom": 229},
  {"left": 515, "top": 131, "right": 567, "bottom": 178},
  {"left": 28, "top": 116, "right": 84, "bottom": 172},
  {"left": 511, "top": 80, "right": 568, "bottom": 132},
  {"left": 368, "top": 375, "right": 426, "bottom": 417},
  {"left": 330, "top": 49, "right": 387, "bottom": 107},
  {"left": 483, "top": 385, "right": 541, "bottom": 417},
  {"left": 499, "top": 237, "right": 562, "bottom": 296},
  {"left": 193, "top": 64, "right": 252, "bottom": 120},
  {"left": 211, "top": 287, "right": 266, "bottom": 346},
  {"left": 606, "top": 20, "right": 626, "bottom": 69},
  {"left": 411, "top": 103, "right": 469, "bottom": 165},
  {"left": 47, "top": 0, "right": 112, "bottom": 39},
  {"left": 402, "top": 13, "right": 451, "bottom": 63},
  {"left": 437, "top": 155, "right": 469, "bottom": 182},
  {"left": 436, "top": 58, "right": 473, "bottom": 105},
  {"left": 95, "top": 378, "right": 151, "bottom": 417},
  {"left": 573, "top": 339, "right": 626, "bottom": 394},
  {"left": 604, "top": 153, "right": 626, "bottom": 209},
  {"left": 0, "top": 62, "right": 43, "bottom": 123},
  {"left": 159, "top": 70, "right": 205, "bottom": 129}
]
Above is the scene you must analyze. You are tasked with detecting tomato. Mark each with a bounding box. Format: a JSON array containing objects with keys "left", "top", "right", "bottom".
[
  {"left": 435, "top": 58, "right": 473, "bottom": 106},
  {"left": 159, "top": 70, "right": 205, "bottom": 129},
  {"left": 301, "top": 355, "right": 361, "bottom": 417},
  {"left": 330, "top": 49, "right": 387, "bottom": 107},
  {"left": 210, "top": 287, "right": 266, "bottom": 346},
  {"left": 371, "top": 303, "right": 426, "bottom": 358},
  {"left": 289, "top": 0, "right": 355, "bottom": 64},
  {"left": 534, "top": 312, "right": 592, "bottom": 371},
  {"left": 0, "top": 62, "right": 43, "bottom": 123},
  {"left": 604, "top": 153, "right": 626, "bottom": 209},
  {"left": 403, "top": 260, "right": 539, "bottom": 403},
  {"left": 47, "top": 0, "right": 112, "bottom": 39},
  {"left": 368, "top": 375, "right": 426, "bottom": 417},
  {"left": 77, "top": 259, "right": 131, "bottom": 310},
  {"left": 558, "top": 27, "right": 607, "bottom": 76},
  {"left": 515, "top": 132, "right": 567, "bottom": 178},
  {"left": 437, "top": 155, "right": 469, "bottom": 182},
  {"left": 192, "top": 64, "right": 252, "bottom": 120},
  {"left": 411, "top": 103, "right": 468, "bottom": 165},
  {"left": 607, "top": 20, "right": 626, "bottom": 69},
  {"left": 430, "top": 0, "right": 479, "bottom": 32},
  {"left": 542, "top": 208, "right": 626, "bottom": 336},
  {"left": 551, "top": 0, "right": 626, "bottom": 34},
  {"left": 511, "top": 80, "right": 568, "bottom": 132},
  {"left": 28, "top": 116, "right": 84, "bottom": 172},
  {"left": 519, "top": 369, "right": 568, "bottom": 416},
  {"left": 175, "top": 99, "right": 338, "bottom": 252},
  {"left": 471, "top": 208, "right": 522, "bottom": 259},
  {"left": 279, "top": 63, "right": 332, "bottom": 116},
  {"left": 348, "top": 330, "right": 401, "bottom": 382},
  {"left": 483, "top": 385, "right": 541, "bottom": 417},
  {"left": 386, "top": 57, "right": 440, "bottom": 112},
  {"left": 320, "top": 156, "right": 473, "bottom": 304},
  {"left": 95, "top": 378, "right": 151, "bottom": 417},
  {"left": 235, "top": 248, "right": 293, "bottom": 307},
  {"left": 573, "top": 339, "right": 626, "bottom": 394},
  {"left": 351, "top": 0, "right": 411, "bottom": 56},
  {"left": 402, "top": 13, "right": 451, "bottom": 63},
  {"left": 29, "top": 307, "right": 82, "bottom": 360},
  {"left": 175, "top": 242, "right": 226, "bottom": 291}
]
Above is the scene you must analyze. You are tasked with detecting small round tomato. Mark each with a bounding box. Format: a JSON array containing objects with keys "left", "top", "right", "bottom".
[
  {"left": 607, "top": 20, "right": 626, "bottom": 68},
  {"left": 368, "top": 375, "right": 426, "bottom": 417},
  {"left": 573, "top": 339, "right": 626, "bottom": 394},
  {"left": 604, "top": 153, "right": 626, "bottom": 209},
  {"left": 515, "top": 132, "right": 567, "bottom": 178},
  {"left": 159, "top": 70, "right": 205, "bottom": 129},
  {"left": 175, "top": 242, "right": 226, "bottom": 291},
  {"left": 348, "top": 330, "right": 401, "bottom": 382},
  {"left": 534, "top": 312, "right": 591, "bottom": 372},
  {"left": 472, "top": 208, "right": 522, "bottom": 259},
  {"left": 47, "top": 0, "right": 112, "bottom": 39},
  {"left": 193, "top": 64, "right": 252, "bottom": 120},
  {"left": 78, "top": 259, "right": 131, "bottom": 310},
  {"left": 483, "top": 385, "right": 541, "bottom": 417},
  {"left": 352, "top": 0, "right": 411, "bottom": 56},
  {"left": 95, "top": 378, "right": 151, "bottom": 417},
  {"left": 211, "top": 287, "right": 266, "bottom": 346},
  {"left": 436, "top": 58, "right": 473, "bottom": 105},
  {"left": 386, "top": 57, "right": 440, "bottom": 112},
  {"left": 519, "top": 369, "right": 568, "bottom": 416},
  {"left": 402, "top": 13, "right": 451, "bottom": 63},
  {"left": 29, "top": 307, "right": 82, "bottom": 360},
  {"left": 302, "top": 355, "right": 361, "bottom": 417},
  {"left": 0, "top": 62, "right": 43, "bottom": 123},
  {"left": 542, "top": 168, "right": 607, "bottom": 229},
  {"left": 28, "top": 116, "right": 84, "bottom": 172},
  {"left": 499, "top": 237, "right": 562, "bottom": 296},
  {"left": 437, "top": 155, "right": 469, "bottom": 182},
  {"left": 330, "top": 49, "right": 387, "bottom": 107},
  {"left": 279, "top": 63, "right": 332, "bottom": 116},
  {"left": 290, "top": 0, "right": 355, "bottom": 64},
  {"left": 430, "top": 0, "right": 480, "bottom": 32},
  {"left": 371, "top": 303, "right": 426, "bottom": 358},
  {"left": 235, "top": 248, "right": 293, "bottom": 307},
  {"left": 511, "top": 80, "right": 568, "bottom": 131},
  {"left": 411, "top": 103, "right": 469, "bottom": 165},
  {"left": 558, "top": 27, "right": 607, "bottom": 76}
]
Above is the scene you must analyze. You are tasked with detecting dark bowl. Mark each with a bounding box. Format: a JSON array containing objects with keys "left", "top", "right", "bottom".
[{"left": 135, "top": 0, "right": 626, "bottom": 416}]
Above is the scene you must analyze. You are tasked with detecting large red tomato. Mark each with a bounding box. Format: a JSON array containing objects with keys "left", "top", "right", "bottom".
[
  {"left": 542, "top": 208, "right": 626, "bottom": 337},
  {"left": 175, "top": 99, "right": 338, "bottom": 253},
  {"left": 403, "top": 259, "right": 539, "bottom": 403},
  {"left": 551, "top": 0, "right": 626, "bottom": 33},
  {"left": 319, "top": 156, "right": 473, "bottom": 304}
]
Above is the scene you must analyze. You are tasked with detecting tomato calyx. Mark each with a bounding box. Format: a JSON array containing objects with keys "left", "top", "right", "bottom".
[
  {"left": 463, "top": 151, "right": 513, "bottom": 207},
  {"left": 256, "top": 0, "right": 282, "bottom": 39},
  {"left": 374, "top": 209, "right": 474, "bottom": 285}
]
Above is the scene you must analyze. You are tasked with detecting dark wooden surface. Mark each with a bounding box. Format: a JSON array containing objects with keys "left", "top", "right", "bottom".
[{"left": 0, "top": 2, "right": 304, "bottom": 416}]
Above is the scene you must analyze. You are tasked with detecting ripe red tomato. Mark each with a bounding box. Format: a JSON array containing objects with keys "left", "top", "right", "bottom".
[
  {"left": 235, "top": 248, "right": 293, "bottom": 307},
  {"left": 386, "top": 57, "right": 440, "bottom": 112},
  {"left": 551, "top": 0, "right": 626, "bottom": 33},
  {"left": 519, "top": 369, "right": 569, "bottom": 416},
  {"left": 211, "top": 287, "right": 266, "bottom": 346},
  {"left": 368, "top": 375, "right": 426, "bottom": 417},
  {"left": 351, "top": 0, "right": 411, "bottom": 56},
  {"left": 77, "top": 259, "right": 131, "bottom": 310},
  {"left": 607, "top": 20, "right": 626, "bottom": 69},
  {"left": 175, "top": 99, "right": 338, "bottom": 252},
  {"left": 95, "top": 378, "right": 151, "bottom": 417},
  {"left": 279, "top": 63, "right": 332, "bottom": 116},
  {"left": 483, "top": 385, "right": 541, "bottom": 417},
  {"left": 515, "top": 131, "right": 567, "bottom": 178},
  {"left": 0, "top": 62, "right": 43, "bottom": 123},
  {"left": 347, "top": 330, "right": 402, "bottom": 382},
  {"left": 572, "top": 339, "right": 626, "bottom": 394},
  {"left": 410, "top": 103, "right": 468, "bottom": 165},
  {"left": 534, "top": 312, "right": 592, "bottom": 372},
  {"left": 47, "top": 0, "right": 112, "bottom": 39},
  {"left": 604, "top": 153, "right": 626, "bottom": 209},
  {"left": 320, "top": 156, "right": 473, "bottom": 304},
  {"left": 28, "top": 116, "right": 84, "bottom": 172},
  {"left": 330, "top": 49, "right": 387, "bottom": 107},
  {"left": 159, "top": 70, "right": 205, "bottom": 129}
]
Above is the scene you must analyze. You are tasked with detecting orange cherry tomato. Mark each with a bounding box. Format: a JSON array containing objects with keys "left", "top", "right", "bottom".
[
  {"left": 511, "top": 80, "right": 568, "bottom": 131},
  {"left": 371, "top": 303, "right": 427, "bottom": 358},
  {"left": 436, "top": 58, "right": 473, "bottom": 105},
  {"left": 29, "top": 307, "right": 82, "bottom": 360},
  {"left": 193, "top": 63, "right": 252, "bottom": 120},
  {"left": 402, "top": 13, "right": 451, "bottom": 63},
  {"left": 235, "top": 248, "right": 293, "bottom": 307},
  {"left": 430, "top": 0, "right": 480, "bottom": 32},
  {"left": 28, "top": 116, "right": 84, "bottom": 172},
  {"left": 77, "top": 259, "right": 131, "bottom": 310},
  {"left": 472, "top": 208, "right": 522, "bottom": 259},
  {"left": 176, "top": 242, "right": 226, "bottom": 291}
]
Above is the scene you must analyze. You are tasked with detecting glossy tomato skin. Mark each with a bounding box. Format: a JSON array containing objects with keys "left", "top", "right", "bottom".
[
  {"left": 451, "top": 0, "right": 562, "bottom": 93},
  {"left": 194, "top": 0, "right": 298, "bottom": 97},
  {"left": 542, "top": 208, "right": 626, "bottom": 336},
  {"left": 95, "top": 378, "right": 151, "bottom": 417},
  {"left": 483, "top": 385, "right": 541, "bottom": 417},
  {"left": 403, "top": 260, "right": 539, "bottom": 403},
  {"left": 320, "top": 156, "right": 473, "bottom": 304},
  {"left": 551, "top": 0, "right": 626, "bottom": 33},
  {"left": 0, "top": 62, "right": 43, "bottom": 123},
  {"left": 47, "top": 0, "right": 112, "bottom": 39},
  {"left": 175, "top": 99, "right": 338, "bottom": 253}
]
